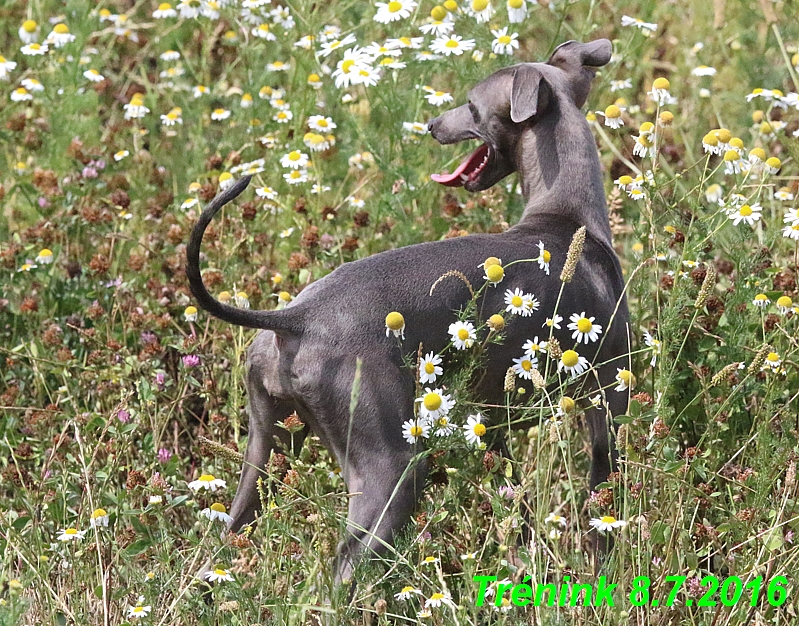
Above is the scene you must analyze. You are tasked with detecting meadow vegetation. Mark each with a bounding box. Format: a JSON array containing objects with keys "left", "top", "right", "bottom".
[{"left": 2, "top": 0, "right": 799, "bottom": 623}]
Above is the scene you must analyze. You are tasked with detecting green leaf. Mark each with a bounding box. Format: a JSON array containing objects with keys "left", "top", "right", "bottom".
[{"left": 125, "top": 538, "right": 152, "bottom": 557}]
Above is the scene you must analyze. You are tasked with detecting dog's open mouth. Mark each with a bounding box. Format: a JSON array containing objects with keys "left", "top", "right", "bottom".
[{"left": 431, "top": 143, "right": 489, "bottom": 187}]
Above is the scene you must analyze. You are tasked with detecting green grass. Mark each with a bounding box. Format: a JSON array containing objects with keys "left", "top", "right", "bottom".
[{"left": 2, "top": 0, "right": 799, "bottom": 623}]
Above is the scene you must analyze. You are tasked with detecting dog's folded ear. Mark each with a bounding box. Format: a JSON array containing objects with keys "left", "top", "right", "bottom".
[
  {"left": 548, "top": 39, "right": 613, "bottom": 69},
  {"left": 510, "top": 64, "right": 550, "bottom": 123}
]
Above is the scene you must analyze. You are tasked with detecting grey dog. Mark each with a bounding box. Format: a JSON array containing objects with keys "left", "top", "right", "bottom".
[{"left": 187, "top": 39, "right": 630, "bottom": 583}]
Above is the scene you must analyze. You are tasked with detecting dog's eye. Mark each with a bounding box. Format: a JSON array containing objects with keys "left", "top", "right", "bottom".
[{"left": 468, "top": 102, "right": 480, "bottom": 123}]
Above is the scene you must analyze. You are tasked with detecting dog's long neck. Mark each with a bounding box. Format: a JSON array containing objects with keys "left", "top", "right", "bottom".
[{"left": 515, "top": 99, "right": 612, "bottom": 246}]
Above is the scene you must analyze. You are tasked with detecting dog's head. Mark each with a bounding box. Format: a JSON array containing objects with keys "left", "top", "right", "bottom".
[{"left": 427, "top": 39, "right": 612, "bottom": 192}]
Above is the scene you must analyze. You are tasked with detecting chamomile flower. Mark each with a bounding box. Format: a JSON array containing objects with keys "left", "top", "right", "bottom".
[
  {"left": 543, "top": 314, "right": 563, "bottom": 330},
  {"left": 280, "top": 150, "right": 309, "bottom": 169},
  {"left": 432, "top": 415, "right": 456, "bottom": 437},
  {"left": 123, "top": 94, "right": 149, "bottom": 120},
  {"left": 752, "top": 294, "right": 770, "bottom": 307},
  {"left": 395, "top": 586, "right": 422, "bottom": 600},
  {"left": 188, "top": 473, "right": 227, "bottom": 492},
  {"left": 728, "top": 203, "right": 762, "bottom": 226},
  {"left": 764, "top": 157, "right": 781, "bottom": 175},
  {"left": 210, "top": 108, "right": 230, "bottom": 121},
  {"left": 57, "top": 527, "right": 86, "bottom": 542},
  {"left": 204, "top": 568, "right": 234, "bottom": 583},
  {"left": 643, "top": 330, "right": 660, "bottom": 367},
  {"left": 425, "top": 89, "right": 453, "bottom": 106},
  {"left": 20, "top": 78, "right": 43, "bottom": 92},
  {"left": 252, "top": 23, "right": 276, "bottom": 40},
  {"left": 283, "top": 169, "right": 308, "bottom": 185},
  {"left": 47, "top": 24, "right": 76, "bottom": 48},
  {"left": 512, "top": 354, "right": 538, "bottom": 379},
  {"left": 127, "top": 598, "right": 152, "bottom": 619},
  {"left": 506, "top": 0, "right": 527, "bottom": 23},
  {"left": 374, "top": 0, "right": 417, "bottom": 23},
  {"left": 19, "top": 20, "right": 40, "bottom": 44},
  {"left": 83, "top": 68, "right": 104, "bottom": 82},
  {"left": 430, "top": 34, "right": 476, "bottom": 57},
  {"left": 463, "top": 413, "right": 486, "bottom": 446},
  {"left": 10, "top": 87, "right": 32, "bottom": 102},
  {"left": 192, "top": 85, "right": 208, "bottom": 98},
  {"left": 201, "top": 503, "right": 234, "bottom": 524},
  {"left": 402, "top": 418, "right": 430, "bottom": 444},
  {"left": 491, "top": 28, "right": 519, "bottom": 55},
  {"left": 153, "top": 3, "right": 178, "bottom": 17},
  {"left": 36, "top": 249, "right": 54, "bottom": 264},
  {"left": 419, "top": 352, "right": 443, "bottom": 384},
  {"left": 90, "top": 508, "right": 109, "bottom": 528},
  {"left": 775, "top": 187, "right": 794, "bottom": 201},
  {"left": 598, "top": 104, "right": 624, "bottom": 129},
  {"left": 449, "top": 320, "right": 476, "bottom": 349},
  {"left": 161, "top": 107, "right": 182, "bottom": 126},
  {"left": 649, "top": 77, "right": 672, "bottom": 106},
  {"left": 692, "top": 65, "right": 717, "bottom": 76},
  {"left": 468, "top": 0, "right": 495, "bottom": 22},
  {"left": 533, "top": 241, "right": 552, "bottom": 274},
  {"left": 615, "top": 369, "right": 635, "bottom": 392},
  {"left": 416, "top": 388, "right": 455, "bottom": 421},
  {"left": 782, "top": 223, "right": 799, "bottom": 240},
  {"left": 610, "top": 78, "right": 632, "bottom": 92},
  {"left": 545, "top": 513, "right": 567, "bottom": 527},
  {"left": 705, "top": 183, "right": 724, "bottom": 204},
  {"left": 332, "top": 48, "right": 372, "bottom": 88},
  {"left": 776, "top": 295, "right": 793, "bottom": 314},
  {"left": 307, "top": 115, "right": 336, "bottom": 133},
  {"left": 21, "top": 42, "right": 48, "bottom": 56},
  {"left": 621, "top": 15, "right": 657, "bottom": 31},
  {"left": 113, "top": 150, "right": 129, "bottom": 162},
  {"left": 426, "top": 591, "right": 453, "bottom": 608},
  {"left": 633, "top": 131, "right": 655, "bottom": 158},
  {"left": 589, "top": 515, "right": 627, "bottom": 533},
  {"left": 504, "top": 288, "right": 535, "bottom": 317},
  {"left": 568, "top": 312, "right": 603, "bottom": 344},
  {"left": 558, "top": 349, "right": 589, "bottom": 377},
  {"left": 763, "top": 352, "right": 782, "bottom": 370},
  {"left": 0, "top": 56, "right": 17, "bottom": 80}
]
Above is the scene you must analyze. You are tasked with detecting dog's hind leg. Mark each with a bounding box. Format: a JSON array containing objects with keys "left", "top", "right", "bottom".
[
  {"left": 228, "top": 338, "right": 305, "bottom": 533},
  {"left": 304, "top": 361, "right": 426, "bottom": 585}
]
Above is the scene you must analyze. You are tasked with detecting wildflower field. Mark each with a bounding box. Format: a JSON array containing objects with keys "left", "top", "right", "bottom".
[{"left": 3, "top": 0, "right": 799, "bottom": 623}]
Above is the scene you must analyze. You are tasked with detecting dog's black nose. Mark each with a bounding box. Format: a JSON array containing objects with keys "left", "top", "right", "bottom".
[{"left": 427, "top": 117, "right": 439, "bottom": 134}]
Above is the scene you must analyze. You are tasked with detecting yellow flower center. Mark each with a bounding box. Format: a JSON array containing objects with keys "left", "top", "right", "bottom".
[
  {"left": 486, "top": 264, "right": 504, "bottom": 283},
  {"left": 431, "top": 592, "right": 445, "bottom": 601},
  {"left": 199, "top": 474, "right": 216, "bottom": 482},
  {"left": 509, "top": 0, "right": 523, "bottom": 7},
  {"left": 158, "top": 3, "right": 172, "bottom": 10},
  {"left": 521, "top": 360, "right": 532, "bottom": 371},
  {"left": 23, "top": 20, "right": 37, "bottom": 32},
  {"left": 65, "top": 528, "right": 77, "bottom": 535},
  {"left": 445, "top": 39, "right": 459, "bottom": 48},
  {"left": 723, "top": 149, "right": 740, "bottom": 162},
  {"left": 600, "top": 515, "right": 616, "bottom": 524},
  {"left": 472, "top": 0, "right": 488, "bottom": 10},
  {"left": 777, "top": 296, "right": 793, "bottom": 308},
  {"left": 511, "top": 295, "right": 523, "bottom": 308},
  {"left": 457, "top": 328, "right": 469, "bottom": 341},
  {"left": 488, "top": 314, "right": 504, "bottom": 330},
  {"left": 561, "top": 350, "right": 579, "bottom": 368},
  {"left": 210, "top": 503, "right": 227, "bottom": 512},
  {"left": 308, "top": 73, "right": 320, "bottom": 82},
  {"left": 739, "top": 205, "right": 753, "bottom": 217},
  {"left": 410, "top": 424, "right": 423, "bottom": 437},
  {"left": 473, "top": 423, "right": 486, "bottom": 437},
  {"left": 388, "top": 0, "right": 403, "bottom": 11},
  {"left": 605, "top": 105, "right": 621, "bottom": 118},
  {"left": 425, "top": 362, "right": 435, "bottom": 374},
  {"left": 386, "top": 311, "right": 404, "bottom": 330},
  {"left": 576, "top": 318, "right": 593, "bottom": 333},
  {"left": 754, "top": 294, "right": 767, "bottom": 301},
  {"left": 423, "top": 393, "right": 442, "bottom": 411},
  {"left": 618, "top": 370, "right": 634, "bottom": 384},
  {"left": 431, "top": 5, "right": 447, "bottom": 19},
  {"left": 213, "top": 569, "right": 227, "bottom": 576},
  {"left": 766, "top": 352, "right": 779, "bottom": 363},
  {"left": 652, "top": 77, "right": 670, "bottom": 91},
  {"left": 498, "top": 35, "right": 511, "bottom": 45},
  {"left": 259, "top": 24, "right": 269, "bottom": 31},
  {"left": 766, "top": 157, "right": 781, "bottom": 169},
  {"left": 54, "top": 23, "right": 69, "bottom": 34},
  {"left": 288, "top": 151, "right": 301, "bottom": 161},
  {"left": 542, "top": 250, "right": 551, "bottom": 263},
  {"left": 715, "top": 128, "right": 732, "bottom": 142}
]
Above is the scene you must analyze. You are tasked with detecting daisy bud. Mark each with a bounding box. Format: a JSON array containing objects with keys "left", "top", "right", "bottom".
[
  {"left": 503, "top": 367, "right": 516, "bottom": 392},
  {"left": 659, "top": 111, "right": 674, "bottom": 126},
  {"left": 694, "top": 266, "right": 716, "bottom": 309},
  {"left": 560, "top": 226, "right": 586, "bottom": 283},
  {"left": 431, "top": 5, "right": 447, "bottom": 19},
  {"left": 488, "top": 313, "right": 505, "bottom": 331},
  {"left": 653, "top": 77, "right": 670, "bottom": 91},
  {"left": 385, "top": 311, "right": 405, "bottom": 339},
  {"left": 747, "top": 344, "right": 772, "bottom": 376},
  {"left": 710, "top": 362, "right": 741, "bottom": 387},
  {"left": 485, "top": 263, "right": 504, "bottom": 284}
]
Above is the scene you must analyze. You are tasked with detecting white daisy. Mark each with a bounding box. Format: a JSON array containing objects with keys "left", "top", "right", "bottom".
[
  {"left": 448, "top": 320, "right": 476, "bottom": 350},
  {"left": 83, "top": 68, "right": 104, "bottom": 82},
  {"left": 545, "top": 512, "right": 567, "bottom": 527},
  {"left": 557, "top": 349, "right": 589, "bottom": 378},
  {"left": 589, "top": 515, "right": 627, "bottom": 533},
  {"left": 490, "top": 28, "right": 519, "bottom": 56},
  {"left": 283, "top": 169, "right": 308, "bottom": 185},
  {"left": 615, "top": 368, "right": 635, "bottom": 392},
  {"left": 127, "top": 598, "right": 152, "bottom": 619},
  {"left": 419, "top": 352, "right": 443, "bottom": 384},
  {"left": 567, "top": 312, "right": 603, "bottom": 344},
  {"left": 522, "top": 337, "right": 545, "bottom": 356},
  {"left": 395, "top": 586, "right": 422, "bottom": 600},
  {"left": 728, "top": 203, "right": 762, "bottom": 226},
  {"left": 419, "top": 20, "right": 454, "bottom": 36},
  {"left": 374, "top": 0, "right": 417, "bottom": 24},
  {"left": 643, "top": 330, "right": 660, "bottom": 367},
  {"left": 188, "top": 473, "right": 227, "bottom": 492},
  {"left": 416, "top": 387, "right": 455, "bottom": 421},
  {"left": 621, "top": 15, "right": 657, "bottom": 31},
  {"left": 504, "top": 288, "right": 534, "bottom": 317},
  {"left": 506, "top": 0, "right": 527, "bottom": 23},
  {"left": 203, "top": 568, "right": 234, "bottom": 583},
  {"left": 0, "top": 55, "right": 18, "bottom": 80},
  {"left": 463, "top": 414, "right": 486, "bottom": 446},
  {"left": 425, "top": 90, "right": 453, "bottom": 106},
  {"left": 21, "top": 42, "right": 48, "bottom": 56},
  {"left": 200, "top": 503, "right": 234, "bottom": 524},
  {"left": 432, "top": 414, "right": 456, "bottom": 437},
  {"left": 543, "top": 314, "right": 563, "bottom": 330},
  {"left": 430, "top": 34, "right": 475, "bottom": 57},
  {"left": 57, "top": 528, "right": 86, "bottom": 542},
  {"left": 536, "top": 241, "right": 551, "bottom": 274},
  {"left": 90, "top": 508, "right": 109, "bottom": 528},
  {"left": 280, "top": 150, "right": 309, "bottom": 169},
  {"left": 512, "top": 354, "right": 538, "bottom": 379},
  {"left": 402, "top": 418, "right": 430, "bottom": 444}
]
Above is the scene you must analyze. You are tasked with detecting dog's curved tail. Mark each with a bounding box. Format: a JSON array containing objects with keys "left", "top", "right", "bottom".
[{"left": 186, "top": 175, "right": 303, "bottom": 335}]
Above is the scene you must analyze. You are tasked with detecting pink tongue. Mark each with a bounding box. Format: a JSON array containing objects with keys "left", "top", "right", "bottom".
[{"left": 431, "top": 144, "right": 488, "bottom": 187}]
